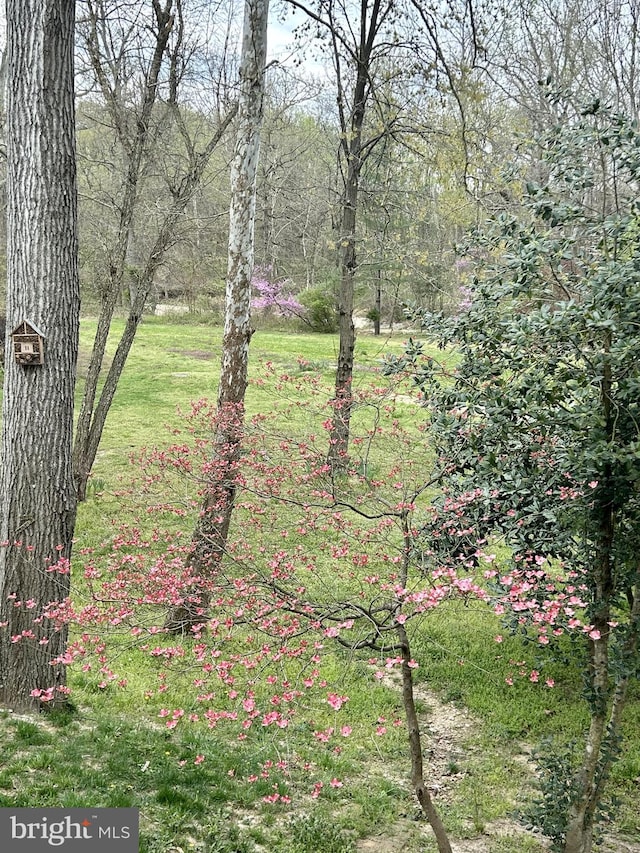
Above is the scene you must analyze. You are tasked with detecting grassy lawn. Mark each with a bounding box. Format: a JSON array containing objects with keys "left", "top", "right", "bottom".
[{"left": 1, "top": 315, "right": 638, "bottom": 853}]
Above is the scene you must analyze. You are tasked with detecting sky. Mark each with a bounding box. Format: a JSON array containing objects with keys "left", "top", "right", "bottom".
[
  {"left": 267, "top": 5, "right": 328, "bottom": 76},
  {"left": 0, "top": 4, "right": 328, "bottom": 88}
]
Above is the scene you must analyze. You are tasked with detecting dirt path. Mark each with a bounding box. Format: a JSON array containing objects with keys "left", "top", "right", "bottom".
[{"left": 356, "top": 677, "right": 640, "bottom": 853}]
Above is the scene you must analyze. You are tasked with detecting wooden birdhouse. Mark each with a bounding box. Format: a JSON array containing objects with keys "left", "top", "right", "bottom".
[{"left": 11, "top": 320, "right": 45, "bottom": 366}]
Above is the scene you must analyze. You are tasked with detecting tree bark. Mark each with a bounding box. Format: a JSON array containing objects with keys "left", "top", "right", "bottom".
[
  {"left": 72, "top": 0, "right": 176, "bottom": 501},
  {"left": 166, "top": 0, "right": 269, "bottom": 633},
  {"left": 73, "top": 104, "right": 237, "bottom": 502},
  {"left": 392, "top": 509, "right": 452, "bottom": 852},
  {"left": 0, "top": 0, "right": 79, "bottom": 711},
  {"left": 374, "top": 268, "right": 382, "bottom": 335},
  {"left": 327, "top": 0, "right": 383, "bottom": 468},
  {"left": 396, "top": 623, "right": 452, "bottom": 853}
]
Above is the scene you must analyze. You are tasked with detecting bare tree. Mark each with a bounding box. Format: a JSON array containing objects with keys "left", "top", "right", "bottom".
[
  {"left": 0, "top": 0, "right": 79, "bottom": 710},
  {"left": 478, "top": 0, "right": 640, "bottom": 133},
  {"left": 285, "top": 0, "right": 413, "bottom": 467},
  {"left": 72, "top": 0, "right": 237, "bottom": 501}
]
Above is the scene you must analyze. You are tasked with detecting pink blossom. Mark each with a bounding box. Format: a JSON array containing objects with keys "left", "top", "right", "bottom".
[{"left": 327, "top": 693, "right": 348, "bottom": 711}]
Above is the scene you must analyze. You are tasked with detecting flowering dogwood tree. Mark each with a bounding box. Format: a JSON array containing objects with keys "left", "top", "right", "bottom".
[
  {"left": 391, "top": 101, "right": 640, "bottom": 853},
  {"left": 34, "top": 366, "right": 489, "bottom": 852}
]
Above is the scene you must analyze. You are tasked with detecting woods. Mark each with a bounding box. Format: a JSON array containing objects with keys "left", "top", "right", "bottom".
[{"left": 0, "top": 1, "right": 639, "bottom": 852}]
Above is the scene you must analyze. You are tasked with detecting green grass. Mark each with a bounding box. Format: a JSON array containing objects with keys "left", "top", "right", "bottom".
[
  {"left": 1, "top": 316, "right": 638, "bottom": 852},
  {"left": 77, "top": 317, "right": 414, "bottom": 494}
]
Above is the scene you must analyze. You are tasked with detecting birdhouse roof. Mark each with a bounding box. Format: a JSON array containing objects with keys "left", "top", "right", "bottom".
[{"left": 11, "top": 320, "right": 46, "bottom": 338}]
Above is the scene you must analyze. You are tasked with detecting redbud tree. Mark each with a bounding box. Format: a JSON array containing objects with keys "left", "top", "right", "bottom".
[
  {"left": 251, "top": 267, "right": 306, "bottom": 321},
  {"left": 389, "top": 101, "right": 640, "bottom": 853}
]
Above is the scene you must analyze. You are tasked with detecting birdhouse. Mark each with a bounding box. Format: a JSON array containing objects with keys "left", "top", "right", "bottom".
[{"left": 11, "top": 320, "right": 45, "bottom": 366}]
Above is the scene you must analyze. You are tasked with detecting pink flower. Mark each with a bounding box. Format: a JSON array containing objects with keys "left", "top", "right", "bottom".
[
  {"left": 330, "top": 778, "right": 343, "bottom": 788},
  {"left": 327, "top": 693, "right": 348, "bottom": 711},
  {"left": 194, "top": 755, "right": 205, "bottom": 765},
  {"left": 262, "top": 793, "right": 280, "bottom": 804},
  {"left": 340, "top": 725, "right": 352, "bottom": 737}
]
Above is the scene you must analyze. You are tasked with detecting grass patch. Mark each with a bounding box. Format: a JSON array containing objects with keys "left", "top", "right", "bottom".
[{"left": 0, "top": 318, "right": 637, "bottom": 852}]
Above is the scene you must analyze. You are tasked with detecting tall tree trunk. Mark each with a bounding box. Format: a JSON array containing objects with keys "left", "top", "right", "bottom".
[
  {"left": 328, "top": 151, "right": 359, "bottom": 467},
  {"left": 72, "top": 0, "right": 176, "bottom": 502},
  {"left": 327, "top": 0, "right": 383, "bottom": 468},
  {"left": 73, "top": 105, "right": 236, "bottom": 502},
  {"left": 166, "top": 0, "right": 269, "bottom": 633},
  {"left": 0, "top": 0, "right": 79, "bottom": 711}
]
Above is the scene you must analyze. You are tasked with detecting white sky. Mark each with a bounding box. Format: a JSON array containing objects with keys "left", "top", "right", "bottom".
[
  {"left": 0, "top": 4, "right": 326, "bottom": 83},
  {"left": 267, "top": 8, "right": 329, "bottom": 78}
]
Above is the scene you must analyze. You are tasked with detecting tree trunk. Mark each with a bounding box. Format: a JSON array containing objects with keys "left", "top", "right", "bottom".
[
  {"left": 393, "top": 510, "right": 452, "bottom": 852},
  {"left": 563, "top": 338, "right": 629, "bottom": 853},
  {"left": 72, "top": 1, "right": 176, "bottom": 502},
  {"left": 374, "top": 268, "right": 382, "bottom": 335},
  {"left": 396, "top": 623, "right": 452, "bottom": 853},
  {"left": 73, "top": 105, "right": 237, "bottom": 502},
  {"left": 166, "top": 0, "right": 269, "bottom": 633},
  {"left": 327, "top": 0, "right": 383, "bottom": 467},
  {"left": 0, "top": 0, "right": 79, "bottom": 711},
  {"left": 328, "top": 151, "right": 358, "bottom": 466}
]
